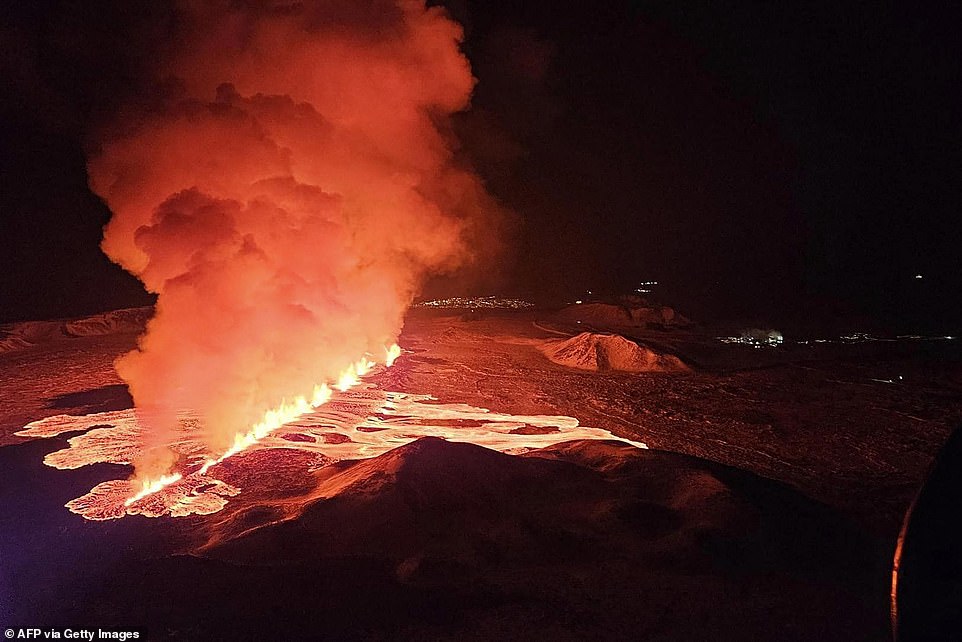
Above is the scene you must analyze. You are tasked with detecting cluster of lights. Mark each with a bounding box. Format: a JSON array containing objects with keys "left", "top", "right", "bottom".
[
  {"left": 717, "top": 331, "right": 784, "bottom": 349},
  {"left": 416, "top": 296, "right": 535, "bottom": 309},
  {"left": 719, "top": 332, "right": 956, "bottom": 348},
  {"left": 795, "top": 334, "right": 956, "bottom": 345},
  {"left": 634, "top": 280, "right": 658, "bottom": 294}
]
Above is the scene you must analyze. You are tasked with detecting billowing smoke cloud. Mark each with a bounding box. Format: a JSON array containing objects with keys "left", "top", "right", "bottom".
[{"left": 86, "top": 1, "right": 505, "bottom": 476}]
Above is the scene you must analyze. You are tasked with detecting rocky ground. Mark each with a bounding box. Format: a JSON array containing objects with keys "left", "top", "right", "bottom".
[
  {"left": 1, "top": 306, "right": 960, "bottom": 639},
  {"left": 396, "top": 309, "right": 962, "bottom": 530}
]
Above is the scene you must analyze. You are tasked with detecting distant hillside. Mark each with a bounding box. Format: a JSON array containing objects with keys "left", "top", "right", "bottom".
[
  {"left": 0, "top": 308, "right": 150, "bottom": 354},
  {"left": 540, "top": 332, "right": 690, "bottom": 373}
]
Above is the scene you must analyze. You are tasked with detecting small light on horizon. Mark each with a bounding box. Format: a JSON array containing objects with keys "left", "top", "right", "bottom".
[{"left": 915, "top": 274, "right": 923, "bottom": 279}]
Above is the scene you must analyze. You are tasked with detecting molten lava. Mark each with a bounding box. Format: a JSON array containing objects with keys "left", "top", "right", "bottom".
[
  {"left": 17, "top": 345, "right": 647, "bottom": 522},
  {"left": 127, "top": 347, "right": 396, "bottom": 505},
  {"left": 124, "top": 473, "right": 183, "bottom": 506}
]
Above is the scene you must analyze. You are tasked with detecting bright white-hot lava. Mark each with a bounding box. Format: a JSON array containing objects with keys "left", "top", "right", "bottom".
[
  {"left": 385, "top": 344, "right": 402, "bottom": 367},
  {"left": 124, "top": 472, "right": 183, "bottom": 506}
]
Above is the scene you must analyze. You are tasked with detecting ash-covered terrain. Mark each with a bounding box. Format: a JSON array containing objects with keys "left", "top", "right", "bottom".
[{"left": 2, "top": 304, "right": 960, "bottom": 640}]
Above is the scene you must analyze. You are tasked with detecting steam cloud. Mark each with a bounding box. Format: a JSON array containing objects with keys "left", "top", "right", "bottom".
[{"left": 86, "top": 1, "right": 505, "bottom": 477}]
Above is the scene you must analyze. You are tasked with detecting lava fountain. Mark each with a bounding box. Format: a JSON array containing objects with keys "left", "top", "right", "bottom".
[
  {"left": 123, "top": 348, "right": 390, "bottom": 506},
  {"left": 83, "top": 1, "right": 509, "bottom": 496}
]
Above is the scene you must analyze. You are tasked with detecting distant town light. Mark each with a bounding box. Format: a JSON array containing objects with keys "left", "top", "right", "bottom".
[
  {"left": 575, "top": 300, "right": 583, "bottom": 304},
  {"left": 717, "top": 329, "right": 784, "bottom": 348},
  {"left": 915, "top": 274, "right": 923, "bottom": 279},
  {"left": 414, "top": 296, "right": 534, "bottom": 310},
  {"left": 720, "top": 332, "right": 956, "bottom": 347}
]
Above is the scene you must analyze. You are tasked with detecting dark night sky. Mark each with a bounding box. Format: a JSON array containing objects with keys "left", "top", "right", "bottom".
[{"left": 1, "top": 1, "right": 960, "bottom": 331}]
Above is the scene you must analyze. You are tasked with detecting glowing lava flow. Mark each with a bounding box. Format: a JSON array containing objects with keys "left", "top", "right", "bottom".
[
  {"left": 19, "top": 338, "right": 657, "bottom": 522},
  {"left": 123, "top": 472, "right": 183, "bottom": 506},
  {"left": 20, "top": 376, "right": 649, "bottom": 521},
  {"left": 124, "top": 345, "right": 399, "bottom": 506}
]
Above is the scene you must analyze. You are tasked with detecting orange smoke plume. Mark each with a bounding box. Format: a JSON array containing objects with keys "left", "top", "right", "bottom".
[{"left": 85, "top": 1, "right": 504, "bottom": 477}]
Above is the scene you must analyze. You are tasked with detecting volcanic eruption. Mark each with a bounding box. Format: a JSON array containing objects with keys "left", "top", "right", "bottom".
[{"left": 84, "top": 1, "right": 508, "bottom": 496}]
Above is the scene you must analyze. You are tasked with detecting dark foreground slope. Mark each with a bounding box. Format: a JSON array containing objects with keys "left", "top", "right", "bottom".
[{"left": 10, "top": 437, "right": 888, "bottom": 641}]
